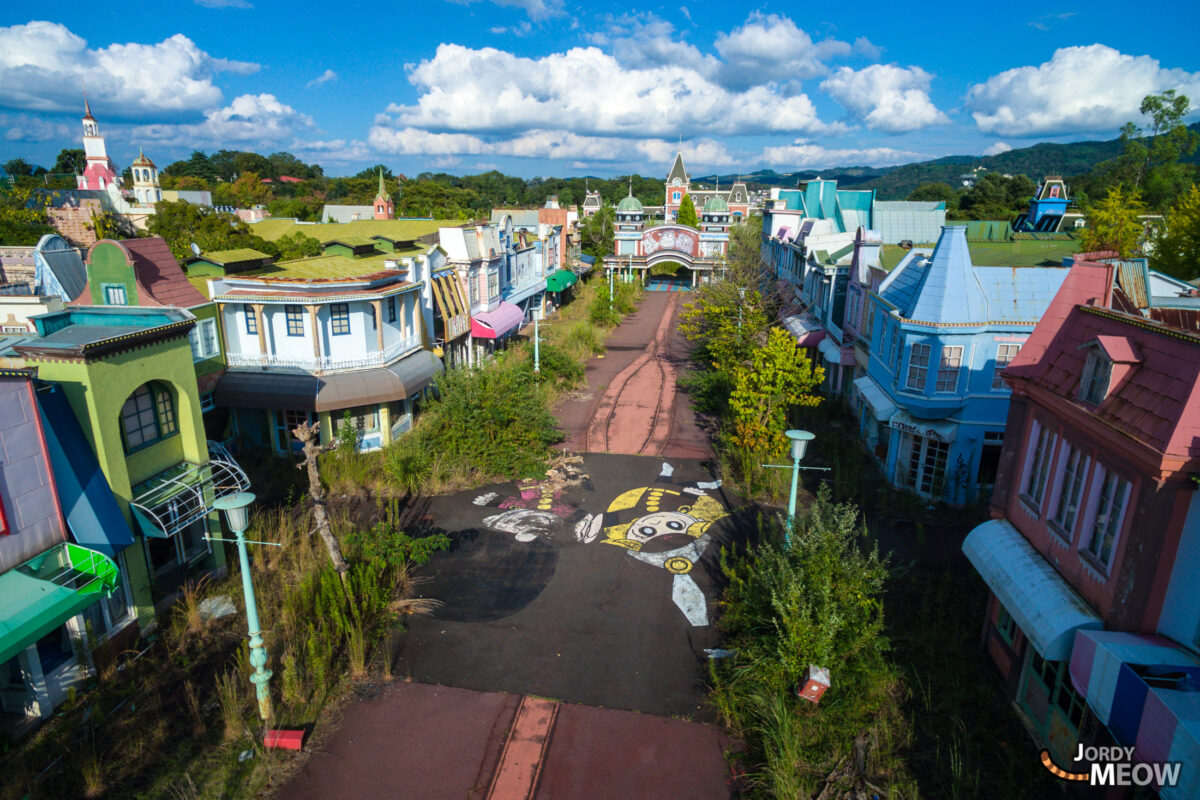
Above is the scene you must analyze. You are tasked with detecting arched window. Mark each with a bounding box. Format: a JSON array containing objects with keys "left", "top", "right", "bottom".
[{"left": 120, "top": 383, "right": 177, "bottom": 451}]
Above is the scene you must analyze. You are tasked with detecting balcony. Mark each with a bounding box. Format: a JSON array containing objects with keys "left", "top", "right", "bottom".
[
  {"left": 129, "top": 441, "right": 250, "bottom": 539},
  {"left": 225, "top": 336, "right": 421, "bottom": 374}
]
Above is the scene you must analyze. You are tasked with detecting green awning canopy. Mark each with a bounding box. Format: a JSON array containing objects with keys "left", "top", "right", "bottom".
[
  {"left": 0, "top": 543, "right": 120, "bottom": 665},
  {"left": 545, "top": 269, "right": 578, "bottom": 293}
]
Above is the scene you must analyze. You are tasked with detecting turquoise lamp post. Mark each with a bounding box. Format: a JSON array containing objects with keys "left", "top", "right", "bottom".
[
  {"left": 212, "top": 491, "right": 273, "bottom": 721},
  {"left": 784, "top": 430, "right": 815, "bottom": 546}
]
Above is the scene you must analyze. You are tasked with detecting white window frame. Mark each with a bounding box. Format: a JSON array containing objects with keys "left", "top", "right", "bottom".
[
  {"left": 102, "top": 284, "right": 127, "bottom": 305},
  {"left": 889, "top": 324, "right": 901, "bottom": 372},
  {"left": 1020, "top": 419, "right": 1057, "bottom": 511},
  {"left": 896, "top": 432, "right": 950, "bottom": 497},
  {"left": 1081, "top": 467, "right": 1130, "bottom": 572},
  {"left": 993, "top": 343, "right": 1020, "bottom": 390},
  {"left": 935, "top": 345, "right": 963, "bottom": 393},
  {"left": 1079, "top": 350, "right": 1112, "bottom": 405},
  {"left": 1049, "top": 442, "right": 1089, "bottom": 540},
  {"left": 188, "top": 318, "right": 218, "bottom": 362},
  {"left": 906, "top": 343, "right": 931, "bottom": 391}
]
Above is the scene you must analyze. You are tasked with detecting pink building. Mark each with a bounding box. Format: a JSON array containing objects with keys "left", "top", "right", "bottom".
[
  {"left": 964, "top": 256, "right": 1200, "bottom": 793},
  {"left": 76, "top": 98, "right": 120, "bottom": 192}
]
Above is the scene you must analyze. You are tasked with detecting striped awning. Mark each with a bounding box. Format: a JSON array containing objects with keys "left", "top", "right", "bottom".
[{"left": 431, "top": 274, "right": 469, "bottom": 341}]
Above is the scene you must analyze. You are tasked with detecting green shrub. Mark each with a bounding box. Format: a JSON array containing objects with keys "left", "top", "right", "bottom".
[{"left": 534, "top": 343, "right": 584, "bottom": 386}]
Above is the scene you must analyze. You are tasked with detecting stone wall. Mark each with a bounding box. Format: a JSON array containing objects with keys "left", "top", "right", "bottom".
[{"left": 0, "top": 246, "right": 36, "bottom": 288}]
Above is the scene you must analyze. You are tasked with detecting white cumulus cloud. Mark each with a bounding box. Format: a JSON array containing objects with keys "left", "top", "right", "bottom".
[
  {"left": 0, "top": 21, "right": 258, "bottom": 118},
  {"left": 967, "top": 45, "right": 1200, "bottom": 136},
  {"left": 387, "top": 44, "right": 826, "bottom": 139},
  {"left": 821, "top": 64, "right": 949, "bottom": 133},
  {"left": 305, "top": 69, "right": 337, "bottom": 88},
  {"left": 130, "top": 93, "right": 313, "bottom": 150},
  {"left": 758, "top": 140, "right": 927, "bottom": 170},
  {"left": 445, "top": 0, "right": 563, "bottom": 22},
  {"left": 983, "top": 141, "right": 1013, "bottom": 155},
  {"left": 1, "top": 112, "right": 73, "bottom": 142},
  {"left": 714, "top": 13, "right": 852, "bottom": 87}
]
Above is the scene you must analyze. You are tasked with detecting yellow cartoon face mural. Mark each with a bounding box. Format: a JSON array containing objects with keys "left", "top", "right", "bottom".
[{"left": 576, "top": 474, "right": 730, "bottom": 627}]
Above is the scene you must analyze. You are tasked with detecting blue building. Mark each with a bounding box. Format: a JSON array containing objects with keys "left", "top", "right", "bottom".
[
  {"left": 853, "top": 225, "right": 1069, "bottom": 505},
  {"left": 1012, "top": 176, "right": 1082, "bottom": 233},
  {"left": 761, "top": 179, "right": 946, "bottom": 246}
]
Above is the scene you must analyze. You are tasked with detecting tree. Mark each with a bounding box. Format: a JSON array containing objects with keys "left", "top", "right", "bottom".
[
  {"left": 53, "top": 148, "right": 86, "bottom": 176},
  {"left": 1107, "top": 91, "right": 1200, "bottom": 210},
  {"left": 3, "top": 158, "right": 33, "bottom": 178},
  {"left": 676, "top": 193, "right": 699, "bottom": 227},
  {"left": 679, "top": 282, "right": 769, "bottom": 378},
  {"left": 275, "top": 231, "right": 323, "bottom": 260},
  {"left": 1152, "top": 184, "right": 1200, "bottom": 282},
  {"left": 907, "top": 181, "right": 960, "bottom": 210},
  {"left": 1080, "top": 185, "right": 1148, "bottom": 258},
  {"left": 355, "top": 164, "right": 393, "bottom": 180},
  {"left": 230, "top": 171, "right": 272, "bottom": 207},
  {"left": 580, "top": 203, "right": 614, "bottom": 258},
  {"left": 147, "top": 200, "right": 280, "bottom": 261},
  {"left": 727, "top": 328, "right": 824, "bottom": 458},
  {"left": 0, "top": 185, "right": 53, "bottom": 245}
]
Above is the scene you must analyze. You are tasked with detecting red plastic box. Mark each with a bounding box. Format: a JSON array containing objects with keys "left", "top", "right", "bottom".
[{"left": 264, "top": 729, "right": 305, "bottom": 750}]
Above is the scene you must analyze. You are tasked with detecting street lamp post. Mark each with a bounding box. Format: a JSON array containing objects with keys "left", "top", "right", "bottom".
[
  {"left": 608, "top": 265, "right": 614, "bottom": 311},
  {"left": 211, "top": 491, "right": 274, "bottom": 721},
  {"left": 784, "top": 430, "right": 815, "bottom": 546},
  {"left": 533, "top": 316, "right": 540, "bottom": 374}
]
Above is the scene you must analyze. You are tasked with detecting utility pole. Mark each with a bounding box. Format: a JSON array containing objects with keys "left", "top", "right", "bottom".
[{"left": 533, "top": 316, "right": 540, "bottom": 374}]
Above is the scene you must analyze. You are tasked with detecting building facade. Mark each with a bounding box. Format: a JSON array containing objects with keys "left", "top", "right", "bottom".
[{"left": 963, "top": 255, "right": 1200, "bottom": 795}]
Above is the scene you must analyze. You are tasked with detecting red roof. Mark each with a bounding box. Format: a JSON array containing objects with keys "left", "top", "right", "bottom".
[
  {"left": 77, "top": 238, "right": 207, "bottom": 309},
  {"left": 277, "top": 175, "right": 304, "bottom": 183},
  {"left": 1007, "top": 261, "right": 1200, "bottom": 460}
]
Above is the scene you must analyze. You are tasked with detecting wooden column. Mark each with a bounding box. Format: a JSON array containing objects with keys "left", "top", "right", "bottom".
[
  {"left": 305, "top": 304, "right": 322, "bottom": 361},
  {"left": 371, "top": 299, "right": 384, "bottom": 351},
  {"left": 251, "top": 303, "right": 266, "bottom": 354}
]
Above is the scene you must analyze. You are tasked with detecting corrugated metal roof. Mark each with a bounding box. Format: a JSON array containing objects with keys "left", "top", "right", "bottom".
[{"left": 39, "top": 248, "right": 87, "bottom": 302}]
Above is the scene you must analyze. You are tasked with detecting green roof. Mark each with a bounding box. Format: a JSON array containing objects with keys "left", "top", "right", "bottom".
[
  {"left": 188, "top": 275, "right": 212, "bottom": 299},
  {"left": 704, "top": 195, "right": 728, "bottom": 213},
  {"left": 192, "top": 248, "right": 270, "bottom": 265},
  {"left": 617, "top": 195, "right": 643, "bottom": 212},
  {"left": 322, "top": 235, "right": 379, "bottom": 248},
  {"left": 250, "top": 218, "right": 455, "bottom": 243},
  {"left": 240, "top": 246, "right": 430, "bottom": 281}
]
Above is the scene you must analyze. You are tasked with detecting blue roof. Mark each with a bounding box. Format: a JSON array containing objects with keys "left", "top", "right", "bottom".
[{"left": 882, "top": 226, "right": 1067, "bottom": 325}]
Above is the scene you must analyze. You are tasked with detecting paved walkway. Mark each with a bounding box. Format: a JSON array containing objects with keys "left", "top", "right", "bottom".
[
  {"left": 280, "top": 291, "right": 736, "bottom": 799},
  {"left": 557, "top": 291, "right": 709, "bottom": 460},
  {"left": 282, "top": 682, "right": 732, "bottom": 800}
]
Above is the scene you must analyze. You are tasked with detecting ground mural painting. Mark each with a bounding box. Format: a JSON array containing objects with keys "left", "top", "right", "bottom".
[{"left": 473, "top": 463, "right": 728, "bottom": 627}]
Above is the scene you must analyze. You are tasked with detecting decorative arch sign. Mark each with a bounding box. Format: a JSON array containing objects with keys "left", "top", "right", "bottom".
[{"left": 642, "top": 226, "right": 699, "bottom": 257}]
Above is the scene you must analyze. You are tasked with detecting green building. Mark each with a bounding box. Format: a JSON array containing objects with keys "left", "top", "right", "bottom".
[{"left": 12, "top": 307, "right": 248, "bottom": 627}]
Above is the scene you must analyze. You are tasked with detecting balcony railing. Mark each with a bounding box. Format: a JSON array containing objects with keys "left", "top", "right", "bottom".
[{"left": 225, "top": 336, "right": 421, "bottom": 373}]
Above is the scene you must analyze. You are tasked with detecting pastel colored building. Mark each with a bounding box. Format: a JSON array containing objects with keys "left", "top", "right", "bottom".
[
  {"left": 760, "top": 179, "right": 946, "bottom": 246},
  {"left": 439, "top": 224, "right": 525, "bottom": 365},
  {"left": 963, "top": 255, "right": 1200, "bottom": 791},
  {"left": 854, "top": 226, "right": 1068, "bottom": 505},
  {"left": 0, "top": 368, "right": 123, "bottom": 721},
  {"left": 209, "top": 242, "right": 443, "bottom": 455},
  {"left": 663, "top": 152, "right": 751, "bottom": 224},
  {"left": 11, "top": 307, "right": 247, "bottom": 629}
]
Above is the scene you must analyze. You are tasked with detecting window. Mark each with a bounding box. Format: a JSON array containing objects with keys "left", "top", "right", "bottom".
[
  {"left": 146, "top": 518, "right": 211, "bottom": 576},
  {"left": 996, "top": 604, "right": 1018, "bottom": 645},
  {"left": 468, "top": 272, "right": 479, "bottom": 306},
  {"left": 487, "top": 270, "right": 499, "bottom": 299},
  {"left": 120, "top": 384, "right": 176, "bottom": 451},
  {"left": 274, "top": 409, "right": 312, "bottom": 454},
  {"left": 188, "top": 319, "right": 218, "bottom": 361},
  {"left": 906, "top": 343, "right": 931, "bottom": 390},
  {"left": 199, "top": 391, "right": 215, "bottom": 413},
  {"left": 1021, "top": 421, "right": 1057, "bottom": 509},
  {"left": 1083, "top": 468, "right": 1129, "bottom": 570},
  {"left": 102, "top": 284, "right": 127, "bottom": 305},
  {"left": 993, "top": 343, "right": 1020, "bottom": 390},
  {"left": 244, "top": 304, "right": 258, "bottom": 335},
  {"left": 935, "top": 346, "right": 963, "bottom": 393},
  {"left": 889, "top": 324, "right": 901, "bottom": 371},
  {"left": 80, "top": 555, "right": 133, "bottom": 638},
  {"left": 330, "top": 303, "right": 351, "bottom": 336},
  {"left": 285, "top": 305, "right": 304, "bottom": 337},
  {"left": 897, "top": 432, "right": 950, "bottom": 496},
  {"left": 1079, "top": 350, "right": 1112, "bottom": 405},
  {"left": 1029, "top": 652, "right": 1088, "bottom": 732},
  {"left": 1051, "top": 443, "right": 1089, "bottom": 538},
  {"left": 387, "top": 296, "right": 397, "bottom": 323}
]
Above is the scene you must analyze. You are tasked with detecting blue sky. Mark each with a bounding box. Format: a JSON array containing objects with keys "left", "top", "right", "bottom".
[{"left": 1, "top": 1, "right": 1198, "bottom": 178}]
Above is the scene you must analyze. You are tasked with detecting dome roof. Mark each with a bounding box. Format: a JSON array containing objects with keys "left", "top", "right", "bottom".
[
  {"left": 704, "top": 194, "right": 729, "bottom": 213},
  {"left": 131, "top": 149, "right": 155, "bottom": 168},
  {"left": 617, "top": 194, "right": 643, "bottom": 212}
]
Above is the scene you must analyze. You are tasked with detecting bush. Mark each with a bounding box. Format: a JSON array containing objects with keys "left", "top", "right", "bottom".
[{"left": 534, "top": 343, "right": 584, "bottom": 387}]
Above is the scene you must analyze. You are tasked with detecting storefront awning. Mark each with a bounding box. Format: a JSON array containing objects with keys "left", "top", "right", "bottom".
[
  {"left": 852, "top": 376, "right": 897, "bottom": 422},
  {"left": 888, "top": 408, "right": 959, "bottom": 443},
  {"left": 432, "top": 274, "right": 469, "bottom": 342},
  {"left": 0, "top": 542, "right": 119, "bottom": 665},
  {"left": 215, "top": 350, "right": 444, "bottom": 412},
  {"left": 130, "top": 442, "right": 249, "bottom": 538},
  {"left": 1068, "top": 629, "right": 1200, "bottom": 799},
  {"left": 817, "top": 336, "right": 855, "bottom": 366},
  {"left": 545, "top": 269, "right": 578, "bottom": 293},
  {"left": 963, "top": 519, "right": 1102, "bottom": 661},
  {"left": 781, "top": 314, "right": 825, "bottom": 348},
  {"left": 471, "top": 301, "right": 525, "bottom": 339},
  {"left": 36, "top": 384, "right": 135, "bottom": 558}
]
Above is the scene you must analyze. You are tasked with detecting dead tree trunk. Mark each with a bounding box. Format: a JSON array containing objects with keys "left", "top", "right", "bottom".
[{"left": 293, "top": 421, "right": 349, "bottom": 577}]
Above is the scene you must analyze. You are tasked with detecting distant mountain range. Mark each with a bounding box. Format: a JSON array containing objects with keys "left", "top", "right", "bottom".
[{"left": 695, "top": 123, "right": 1200, "bottom": 200}]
